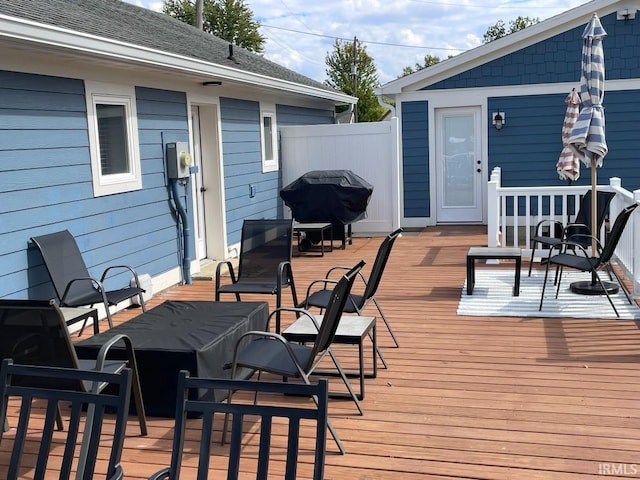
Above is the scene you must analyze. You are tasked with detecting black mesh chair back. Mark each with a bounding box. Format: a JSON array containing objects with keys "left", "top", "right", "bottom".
[
  {"left": 0, "top": 299, "right": 86, "bottom": 391},
  {"left": 147, "top": 373, "right": 329, "bottom": 480},
  {"left": 564, "top": 190, "right": 616, "bottom": 247},
  {"left": 237, "top": 219, "right": 293, "bottom": 283},
  {"left": 30, "top": 229, "right": 146, "bottom": 329},
  {"left": 216, "top": 219, "right": 297, "bottom": 333},
  {"left": 0, "top": 299, "right": 147, "bottom": 436},
  {"left": 597, "top": 203, "right": 638, "bottom": 265},
  {"left": 0, "top": 359, "right": 132, "bottom": 480},
  {"left": 31, "top": 230, "right": 94, "bottom": 306},
  {"left": 310, "top": 260, "right": 365, "bottom": 361},
  {"left": 360, "top": 228, "right": 403, "bottom": 304}
]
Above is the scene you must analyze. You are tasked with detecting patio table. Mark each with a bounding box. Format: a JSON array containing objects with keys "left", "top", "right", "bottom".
[{"left": 75, "top": 300, "right": 268, "bottom": 417}]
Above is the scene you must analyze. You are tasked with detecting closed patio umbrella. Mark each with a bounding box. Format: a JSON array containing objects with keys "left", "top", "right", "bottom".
[
  {"left": 567, "top": 13, "right": 611, "bottom": 294},
  {"left": 556, "top": 89, "right": 581, "bottom": 181}
]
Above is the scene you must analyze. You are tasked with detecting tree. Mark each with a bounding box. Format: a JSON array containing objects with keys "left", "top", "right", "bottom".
[
  {"left": 163, "top": 0, "right": 265, "bottom": 53},
  {"left": 399, "top": 54, "right": 441, "bottom": 78},
  {"left": 483, "top": 16, "right": 540, "bottom": 43},
  {"left": 325, "top": 39, "right": 387, "bottom": 122}
]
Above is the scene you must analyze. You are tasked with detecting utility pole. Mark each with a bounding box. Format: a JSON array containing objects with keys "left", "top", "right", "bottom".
[
  {"left": 351, "top": 36, "right": 358, "bottom": 123},
  {"left": 194, "top": 0, "right": 204, "bottom": 30}
]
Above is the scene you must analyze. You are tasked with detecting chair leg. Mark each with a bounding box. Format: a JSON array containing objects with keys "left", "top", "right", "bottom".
[
  {"left": 528, "top": 241, "right": 538, "bottom": 277},
  {"left": 325, "top": 348, "right": 364, "bottom": 416},
  {"left": 372, "top": 298, "right": 399, "bottom": 348},
  {"left": 104, "top": 307, "right": 114, "bottom": 329},
  {"left": 301, "top": 372, "right": 346, "bottom": 455},
  {"left": 539, "top": 258, "right": 553, "bottom": 311}
]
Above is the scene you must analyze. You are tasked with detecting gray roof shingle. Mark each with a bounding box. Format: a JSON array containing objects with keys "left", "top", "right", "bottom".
[{"left": 0, "top": 0, "right": 339, "bottom": 94}]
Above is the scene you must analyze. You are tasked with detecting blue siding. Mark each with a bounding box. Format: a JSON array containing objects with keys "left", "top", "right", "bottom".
[
  {"left": 401, "top": 101, "right": 430, "bottom": 217},
  {"left": 276, "top": 105, "right": 334, "bottom": 126},
  {"left": 426, "top": 12, "right": 640, "bottom": 90},
  {"left": 0, "top": 70, "right": 190, "bottom": 299},
  {"left": 488, "top": 90, "right": 640, "bottom": 192},
  {"left": 220, "top": 97, "right": 279, "bottom": 245},
  {"left": 219, "top": 99, "right": 334, "bottom": 246}
]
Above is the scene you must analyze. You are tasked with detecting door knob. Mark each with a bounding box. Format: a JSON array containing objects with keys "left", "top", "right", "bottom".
[{"left": 200, "top": 187, "right": 207, "bottom": 192}]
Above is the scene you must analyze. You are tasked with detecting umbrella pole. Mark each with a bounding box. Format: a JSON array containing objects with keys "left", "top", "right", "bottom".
[{"left": 570, "top": 163, "right": 619, "bottom": 295}]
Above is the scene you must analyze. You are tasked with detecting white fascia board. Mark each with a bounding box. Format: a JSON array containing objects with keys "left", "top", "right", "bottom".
[
  {"left": 379, "top": 0, "right": 622, "bottom": 95},
  {"left": 0, "top": 14, "right": 356, "bottom": 105}
]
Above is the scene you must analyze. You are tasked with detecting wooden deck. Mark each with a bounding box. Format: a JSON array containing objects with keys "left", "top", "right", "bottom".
[{"left": 3, "top": 226, "right": 640, "bottom": 479}]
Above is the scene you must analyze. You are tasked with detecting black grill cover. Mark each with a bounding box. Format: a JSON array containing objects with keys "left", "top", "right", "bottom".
[{"left": 280, "top": 170, "right": 373, "bottom": 225}]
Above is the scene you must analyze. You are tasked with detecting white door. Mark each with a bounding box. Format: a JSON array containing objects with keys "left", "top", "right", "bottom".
[
  {"left": 190, "top": 104, "right": 225, "bottom": 261},
  {"left": 191, "top": 106, "right": 207, "bottom": 259},
  {"left": 435, "top": 107, "right": 483, "bottom": 223}
]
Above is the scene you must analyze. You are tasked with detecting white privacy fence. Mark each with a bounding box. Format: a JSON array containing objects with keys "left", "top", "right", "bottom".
[
  {"left": 488, "top": 167, "right": 640, "bottom": 297},
  {"left": 280, "top": 119, "right": 401, "bottom": 235}
]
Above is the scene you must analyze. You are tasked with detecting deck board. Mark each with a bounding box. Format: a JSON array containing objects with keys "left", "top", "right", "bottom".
[{"left": 2, "top": 225, "right": 640, "bottom": 479}]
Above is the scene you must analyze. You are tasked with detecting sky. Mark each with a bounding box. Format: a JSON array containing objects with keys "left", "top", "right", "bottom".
[{"left": 125, "top": 0, "right": 586, "bottom": 85}]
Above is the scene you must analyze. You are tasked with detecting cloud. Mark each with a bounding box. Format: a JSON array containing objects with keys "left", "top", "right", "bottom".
[{"left": 126, "top": 0, "right": 585, "bottom": 84}]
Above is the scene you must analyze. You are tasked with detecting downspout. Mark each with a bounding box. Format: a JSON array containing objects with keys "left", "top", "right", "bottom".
[
  {"left": 335, "top": 103, "right": 355, "bottom": 123},
  {"left": 377, "top": 89, "right": 396, "bottom": 117},
  {"left": 169, "top": 178, "right": 193, "bottom": 284}
]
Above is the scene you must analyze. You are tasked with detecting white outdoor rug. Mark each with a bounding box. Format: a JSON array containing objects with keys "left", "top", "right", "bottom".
[{"left": 457, "top": 269, "right": 640, "bottom": 320}]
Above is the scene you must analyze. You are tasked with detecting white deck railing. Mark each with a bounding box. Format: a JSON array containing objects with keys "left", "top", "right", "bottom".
[{"left": 487, "top": 167, "right": 640, "bottom": 297}]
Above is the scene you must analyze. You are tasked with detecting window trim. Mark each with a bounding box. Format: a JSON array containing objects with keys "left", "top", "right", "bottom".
[
  {"left": 85, "top": 81, "right": 142, "bottom": 197},
  {"left": 260, "top": 104, "right": 278, "bottom": 173}
]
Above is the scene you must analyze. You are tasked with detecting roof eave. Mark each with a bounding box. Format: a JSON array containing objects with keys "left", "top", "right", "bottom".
[
  {"left": 378, "top": 0, "right": 621, "bottom": 95},
  {"left": 0, "top": 14, "right": 356, "bottom": 105}
]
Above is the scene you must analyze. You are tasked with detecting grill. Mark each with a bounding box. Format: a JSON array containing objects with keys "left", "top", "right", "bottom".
[{"left": 280, "top": 170, "right": 373, "bottom": 248}]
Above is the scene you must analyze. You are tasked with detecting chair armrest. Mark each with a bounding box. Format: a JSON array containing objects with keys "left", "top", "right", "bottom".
[
  {"left": 109, "top": 465, "right": 125, "bottom": 480},
  {"left": 215, "top": 261, "right": 236, "bottom": 288},
  {"left": 145, "top": 468, "right": 170, "bottom": 480},
  {"left": 61, "top": 276, "right": 105, "bottom": 303},
  {"left": 549, "top": 234, "right": 602, "bottom": 258},
  {"left": 92, "top": 334, "right": 140, "bottom": 393},
  {"left": 301, "top": 279, "right": 339, "bottom": 308},
  {"left": 533, "top": 219, "right": 564, "bottom": 237},
  {"left": 268, "top": 307, "right": 319, "bottom": 331},
  {"left": 99, "top": 265, "right": 141, "bottom": 285}
]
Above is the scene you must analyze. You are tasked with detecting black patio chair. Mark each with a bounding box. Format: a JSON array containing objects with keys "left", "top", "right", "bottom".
[
  {"left": 298, "top": 228, "right": 402, "bottom": 348},
  {"left": 539, "top": 203, "right": 638, "bottom": 318},
  {"left": 147, "top": 373, "right": 328, "bottom": 480},
  {"left": 0, "top": 298, "right": 147, "bottom": 436},
  {"left": 215, "top": 219, "right": 298, "bottom": 333},
  {"left": 528, "top": 190, "right": 615, "bottom": 276},
  {"left": 30, "top": 230, "right": 147, "bottom": 330},
  {"left": 0, "top": 359, "right": 132, "bottom": 480},
  {"left": 225, "top": 260, "right": 366, "bottom": 455}
]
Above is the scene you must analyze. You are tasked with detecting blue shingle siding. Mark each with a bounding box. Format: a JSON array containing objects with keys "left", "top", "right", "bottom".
[
  {"left": 276, "top": 105, "right": 334, "bottom": 126},
  {"left": 401, "top": 101, "right": 430, "bottom": 217},
  {"left": 425, "top": 13, "right": 640, "bottom": 90},
  {"left": 220, "top": 97, "right": 279, "bottom": 245},
  {"left": 0, "top": 71, "right": 190, "bottom": 299},
  {"left": 488, "top": 89, "right": 640, "bottom": 194}
]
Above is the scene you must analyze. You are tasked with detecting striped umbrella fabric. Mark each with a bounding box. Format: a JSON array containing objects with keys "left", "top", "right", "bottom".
[
  {"left": 568, "top": 13, "right": 608, "bottom": 255},
  {"left": 568, "top": 13, "right": 608, "bottom": 167},
  {"left": 557, "top": 89, "right": 581, "bottom": 181}
]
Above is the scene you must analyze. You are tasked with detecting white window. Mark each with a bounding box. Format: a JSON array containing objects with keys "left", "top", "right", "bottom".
[
  {"left": 85, "top": 81, "right": 142, "bottom": 196},
  {"left": 260, "top": 105, "right": 278, "bottom": 173}
]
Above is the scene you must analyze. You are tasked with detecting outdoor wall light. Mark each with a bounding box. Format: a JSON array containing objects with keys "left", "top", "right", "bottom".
[{"left": 492, "top": 112, "right": 505, "bottom": 131}]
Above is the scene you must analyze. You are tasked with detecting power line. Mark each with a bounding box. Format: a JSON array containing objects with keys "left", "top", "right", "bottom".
[{"left": 260, "top": 23, "right": 465, "bottom": 52}]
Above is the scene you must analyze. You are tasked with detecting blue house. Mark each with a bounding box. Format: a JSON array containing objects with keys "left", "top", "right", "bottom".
[
  {"left": 378, "top": 0, "right": 640, "bottom": 228},
  {"left": 0, "top": 0, "right": 355, "bottom": 311}
]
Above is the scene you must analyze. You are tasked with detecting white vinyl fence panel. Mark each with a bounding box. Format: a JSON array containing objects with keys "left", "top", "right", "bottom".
[{"left": 280, "top": 119, "right": 400, "bottom": 235}]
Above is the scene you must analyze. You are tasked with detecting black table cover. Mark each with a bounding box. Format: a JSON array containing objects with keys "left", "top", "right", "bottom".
[{"left": 75, "top": 300, "right": 269, "bottom": 417}]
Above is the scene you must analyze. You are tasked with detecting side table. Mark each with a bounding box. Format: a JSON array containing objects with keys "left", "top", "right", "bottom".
[
  {"left": 466, "top": 247, "right": 522, "bottom": 296},
  {"left": 293, "top": 222, "right": 333, "bottom": 256}
]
